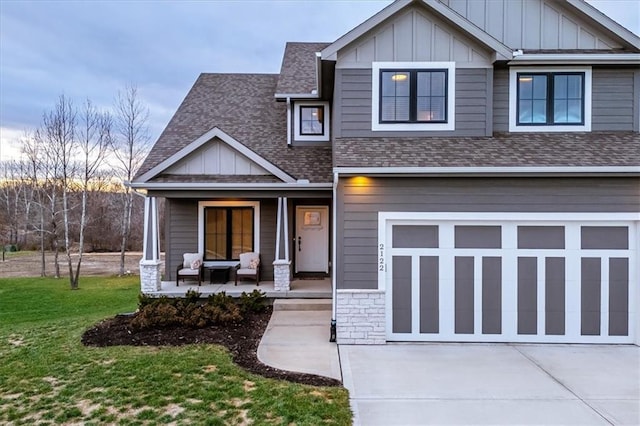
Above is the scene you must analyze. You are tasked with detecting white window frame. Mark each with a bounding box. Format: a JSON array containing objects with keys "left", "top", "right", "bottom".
[
  {"left": 372, "top": 61, "right": 456, "bottom": 132},
  {"left": 293, "top": 101, "right": 330, "bottom": 141},
  {"left": 198, "top": 201, "right": 260, "bottom": 263},
  {"left": 509, "top": 66, "right": 592, "bottom": 133}
]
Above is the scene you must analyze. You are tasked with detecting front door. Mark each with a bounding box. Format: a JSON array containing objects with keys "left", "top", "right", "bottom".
[{"left": 295, "top": 206, "right": 329, "bottom": 273}]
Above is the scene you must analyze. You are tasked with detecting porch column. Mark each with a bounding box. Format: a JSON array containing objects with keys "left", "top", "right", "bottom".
[
  {"left": 273, "top": 196, "right": 291, "bottom": 291},
  {"left": 140, "top": 196, "right": 163, "bottom": 293}
]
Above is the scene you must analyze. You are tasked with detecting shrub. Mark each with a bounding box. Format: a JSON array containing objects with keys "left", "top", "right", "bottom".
[
  {"left": 131, "top": 302, "right": 180, "bottom": 330},
  {"left": 239, "top": 289, "right": 267, "bottom": 313},
  {"left": 184, "top": 289, "right": 201, "bottom": 304}
]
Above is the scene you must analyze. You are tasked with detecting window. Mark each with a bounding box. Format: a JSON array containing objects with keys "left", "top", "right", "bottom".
[
  {"left": 198, "top": 201, "right": 260, "bottom": 262},
  {"left": 204, "top": 207, "right": 253, "bottom": 260},
  {"left": 517, "top": 73, "right": 584, "bottom": 125},
  {"left": 372, "top": 62, "right": 455, "bottom": 131},
  {"left": 509, "top": 67, "right": 591, "bottom": 132},
  {"left": 300, "top": 106, "right": 324, "bottom": 135},
  {"left": 380, "top": 69, "right": 447, "bottom": 123},
  {"left": 294, "top": 102, "right": 330, "bottom": 141}
]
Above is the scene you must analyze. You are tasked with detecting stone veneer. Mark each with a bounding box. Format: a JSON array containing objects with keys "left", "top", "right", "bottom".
[
  {"left": 140, "top": 260, "right": 163, "bottom": 293},
  {"left": 336, "top": 289, "right": 386, "bottom": 344},
  {"left": 272, "top": 260, "right": 291, "bottom": 291}
]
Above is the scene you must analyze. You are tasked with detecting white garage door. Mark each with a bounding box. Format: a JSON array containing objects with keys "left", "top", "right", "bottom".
[{"left": 379, "top": 213, "right": 638, "bottom": 344}]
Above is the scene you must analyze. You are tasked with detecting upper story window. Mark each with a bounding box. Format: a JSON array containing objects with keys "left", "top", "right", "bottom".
[
  {"left": 294, "top": 101, "right": 330, "bottom": 142},
  {"left": 372, "top": 62, "right": 455, "bottom": 132},
  {"left": 509, "top": 67, "right": 591, "bottom": 133},
  {"left": 380, "top": 69, "right": 448, "bottom": 123}
]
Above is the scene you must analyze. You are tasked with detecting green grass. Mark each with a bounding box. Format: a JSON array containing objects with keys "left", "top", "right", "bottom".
[{"left": 0, "top": 277, "right": 351, "bottom": 425}]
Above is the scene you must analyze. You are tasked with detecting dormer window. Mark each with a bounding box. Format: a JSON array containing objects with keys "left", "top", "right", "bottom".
[
  {"left": 372, "top": 62, "right": 455, "bottom": 131},
  {"left": 294, "top": 101, "right": 330, "bottom": 141},
  {"left": 509, "top": 67, "right": 592, "bottom": 132}
]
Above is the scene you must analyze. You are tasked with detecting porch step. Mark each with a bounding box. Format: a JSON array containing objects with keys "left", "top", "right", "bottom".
[{"left": 273, "top": 298, "right": 332, "bottom": 311}]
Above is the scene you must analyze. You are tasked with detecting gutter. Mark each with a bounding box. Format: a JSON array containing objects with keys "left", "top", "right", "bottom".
[
  {"left": 129, "top": 182, "right": 334, "bottom": 190},
  {"left": 330, "top": 171, "right": 338, "bottom": 342},
  {"left": 509, "top": 53, "right": 640, "bottom": 65},
  {"left": 333, "top": 166, "right": 640, "bottom": 177}
]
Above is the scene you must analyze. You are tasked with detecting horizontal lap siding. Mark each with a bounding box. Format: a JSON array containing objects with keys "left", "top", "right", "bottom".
[
  {"left": 165, "top": 198, "right": 277, "bottom": 281},
  {"left": 592, "top": 68, "right": 635, "bottom": 131},
  {"left": 166, "top": 199, "right": 198, "bottom": 280},
  {"left": 493, "top": 68, "right": 508, "bottom": 132},
  {"left": 337, "top": 68, "right": 490, "bottom": 137},
  {"left": 336, "top": 177, "right": 640, "bottom": 290}
]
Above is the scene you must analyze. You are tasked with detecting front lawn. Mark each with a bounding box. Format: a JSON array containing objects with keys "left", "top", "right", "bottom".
[{"left": 0, "top": 277, "right": 351, "bottom": 424}]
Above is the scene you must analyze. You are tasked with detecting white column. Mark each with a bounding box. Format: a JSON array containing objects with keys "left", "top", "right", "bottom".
[
  {"left": 140, "top": 196, "right": 162, "bottom": 292},
  {"left": 273, "top": 197, "right": 291, "bottom": 291}
]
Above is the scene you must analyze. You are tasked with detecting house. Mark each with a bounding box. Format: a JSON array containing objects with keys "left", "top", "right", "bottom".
[{"left": 131, "top": 0, "right": 640, "bottom": 345}]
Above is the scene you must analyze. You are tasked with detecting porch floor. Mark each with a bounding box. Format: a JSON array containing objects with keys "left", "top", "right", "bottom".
[{"left": 150, "top": 278, "right": 331, "bottom": 298}]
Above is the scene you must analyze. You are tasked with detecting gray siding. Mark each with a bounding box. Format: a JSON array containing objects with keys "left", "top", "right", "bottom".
[
  {"left": 592, "top": 68, "right": 636, "bottom": 131},
  {"left": 493, "top": 66, "right": 638, "bottom": 133},
  {"left": 335, "top": 68, "right": 491, "bottom": 138},
  {"left": 336, "top": 177, "right": 640, "bottom": 290},
  {"left": 164, "top": 198, "right": 277, "bottom": 281}
]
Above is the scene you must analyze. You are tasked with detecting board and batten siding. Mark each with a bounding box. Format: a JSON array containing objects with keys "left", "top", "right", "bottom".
[
  {"left": 493, "top": 67, "right": 639, "bottom": 133},
  {"left": 336, "top": 177, "right": 640, "bottom": 290},
  {"left": 440, "top": 0, "right": 622, "bottom": 50},
  {"left": 165, "top": 198, "right": 277, "bottom": 281},
  {"left": 334, "top": 68, "right": 492, "bottom": 138}
]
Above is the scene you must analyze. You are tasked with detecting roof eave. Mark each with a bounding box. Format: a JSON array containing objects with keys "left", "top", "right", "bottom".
[
  {"left": 334, "top": 166, "right": 640, "bottom": 177},
  {"left": 509, "top": 53, "right": 640, "bottom": 65},
  {"left": 129, "top": 182, "right": 333, "bottom": 190}
]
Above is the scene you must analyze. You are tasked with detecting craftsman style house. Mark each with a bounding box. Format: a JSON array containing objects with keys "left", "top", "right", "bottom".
[{"left": 131, "top": 0, "right": 640, "bottom": 345}]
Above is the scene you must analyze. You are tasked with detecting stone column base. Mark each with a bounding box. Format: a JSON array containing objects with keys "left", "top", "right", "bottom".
[
  {"left": 140, "top": 259, "right": 163, "bottom": 293},
  {"left": 273, "top": 260, "right": 291, "bottom": 291},
  {"left": 336, "top": 289, "right": 386, "bottom": 344}
]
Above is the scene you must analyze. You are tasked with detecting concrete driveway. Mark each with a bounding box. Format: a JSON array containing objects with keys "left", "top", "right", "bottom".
[{"left": 339, "top": 344, "right": 639, "bottom": 425}]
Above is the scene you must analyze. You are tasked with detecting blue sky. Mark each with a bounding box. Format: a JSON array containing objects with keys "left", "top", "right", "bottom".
[{"left": 1, "top": 0, "right": 639, "bottom": 161}]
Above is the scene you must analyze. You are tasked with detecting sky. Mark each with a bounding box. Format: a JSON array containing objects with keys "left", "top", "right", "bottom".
[{"left": 1, "top": 0, "right": 639, "bottom": 162}]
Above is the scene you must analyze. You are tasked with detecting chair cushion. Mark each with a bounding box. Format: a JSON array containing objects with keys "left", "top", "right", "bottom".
[
  {"left": 237, "top": 268, "right": 257, "bottom": 276},
  {"left": 183, "top": 253, "right": 202, "bottom": 268},
  {"left": 178, "top": 268, "right": 199, "bottom": 276},
  {"left": 239, "top": 252, "right": 259, "bottom": 269}
]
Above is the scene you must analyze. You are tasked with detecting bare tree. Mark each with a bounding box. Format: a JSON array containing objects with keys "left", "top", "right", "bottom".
[
  {"left": 72, "top": 99, "right": 111, "bottom": 287},
  {"left": 112, "top": 84, "right": 150, "bottom": 276},
  {"left": 40, "top": 94, "right": 77, "bottom": 285}
]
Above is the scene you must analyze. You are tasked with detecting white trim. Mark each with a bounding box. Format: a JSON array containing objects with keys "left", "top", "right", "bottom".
[
  {"left": 293, "top": 101, "right": 330, "bottom": 142},
  {"left": 332, "top": 172, "right": 339, "bottom": 321},
  {"left": 379, "top": 212, "right": 640, "bottom": 222},
  {"left": 286, "top": 98, "right": 292, "bottom": 146},
  {"left": 283, "top": 197, "right": 290, "bottom": 262},
  {"left": 133, "top": 127, "right": 295, "bottom": 184},
  {"left": 372, "top": 62, "right": 456, "bottom": 132},
  {"left": 275, "top": 93, "right": 319, "bottom": 99},
  {"left": 197, "top": 201, "right": 260, "bottom": 260},
  {"left": 508, "top": 66, "right": 592, "bottom": 133},
  {"left": 130, "top": 182, "right": 333, "bottom": 190},
  {"left": 509, "top": 54, "right": 640, "bottom": 65},
  {"left": 333, "top": 166, "right": 640, "bottom": 176}
]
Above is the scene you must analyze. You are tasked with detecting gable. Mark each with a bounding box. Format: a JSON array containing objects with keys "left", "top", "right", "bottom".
[
  {"left": 164, "top": 138, "right": 271, "bottom": 176},
  {"left": 336, "top": 5, "right": 493, "bottom": 68},
  {"left": 442, "top": 0, "right": 626, "bottom": 50}
]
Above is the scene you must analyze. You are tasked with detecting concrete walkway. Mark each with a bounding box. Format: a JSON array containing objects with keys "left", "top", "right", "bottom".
[{"left": 257, "top": 299, "right": 341, "bottom": 381}]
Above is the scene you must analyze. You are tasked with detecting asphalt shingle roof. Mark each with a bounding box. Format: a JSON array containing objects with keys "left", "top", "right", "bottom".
[
  {"left": 275, "top": 42, "right": 330, "bottom": 95},
  {"left": 334, "top": 132, "right": 640, "bottom": 168},
  {"left": 135, "top": 73, "right": 332, "bottom": 183}
]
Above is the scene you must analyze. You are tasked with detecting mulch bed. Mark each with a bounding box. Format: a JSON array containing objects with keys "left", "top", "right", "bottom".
[{"left": 81, "top": 306, "right": 341, "bottom": 387}]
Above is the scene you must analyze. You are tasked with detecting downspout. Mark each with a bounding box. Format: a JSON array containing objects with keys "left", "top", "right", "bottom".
[
  {"left": 286, "top": 97, "right": 292, "bottom": 145},
  {"left": 330, "top": 171, "right": 338, "bottom": 342}
]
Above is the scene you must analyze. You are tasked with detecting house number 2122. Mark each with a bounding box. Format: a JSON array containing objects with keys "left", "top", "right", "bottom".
[{"left": 378, "top": 243, "right": 385, "bottom": 271}]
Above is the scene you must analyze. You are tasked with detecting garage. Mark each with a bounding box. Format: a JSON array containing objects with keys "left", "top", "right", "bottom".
[{"left": 379, "top": 212, "right": 638, "bottom": 343}]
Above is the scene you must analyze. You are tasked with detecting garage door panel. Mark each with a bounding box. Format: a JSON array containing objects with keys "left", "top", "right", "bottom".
[
  {"left": 609, "top": 257, "right": 629, "bottom": 336},
  {"left": 384, "top": 217, "right": 636, "bottom": 344},
  {"left": 482, "top": 257, "right": 502, "bottom": 334},
  {"left": 545, "top": 257, "right": 566, "bottom": 336},
  {"left": 420, "top": 256, "right": 439, "bottom": 334}
]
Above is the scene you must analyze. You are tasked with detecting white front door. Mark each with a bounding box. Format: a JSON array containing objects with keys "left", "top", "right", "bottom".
[{"left": 295, "top": 206, "right": 329, "bottom": 273}]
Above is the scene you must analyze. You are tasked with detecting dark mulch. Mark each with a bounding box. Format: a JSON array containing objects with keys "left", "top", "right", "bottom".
[{"left": 81, "top": 306, "right": 341, "bottom": 387}]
